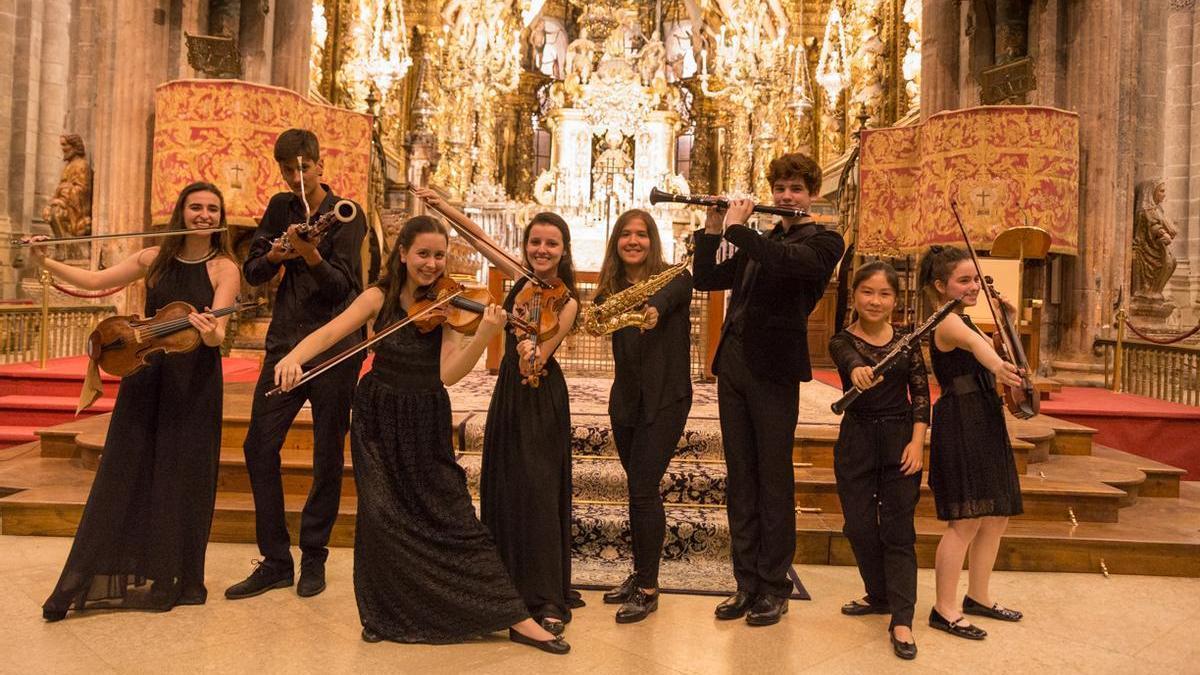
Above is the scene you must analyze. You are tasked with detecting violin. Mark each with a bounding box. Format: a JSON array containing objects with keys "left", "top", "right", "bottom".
[
  {"left": 410, "top": 275, "right": 536, "bottom": 336},
  {"left": 948, "top": 200, "right": 1039, "bottom": 419},
  {"left": 87, "top": 299, "right": 262, "bottom": 377},
  {"left": 509, "top": 277, "right": 572, "bottom": 387}
]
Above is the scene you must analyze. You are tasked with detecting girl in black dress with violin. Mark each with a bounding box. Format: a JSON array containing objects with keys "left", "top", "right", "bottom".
[
  {"left": 918, "top": 245, "right": 1025, "bottom": 641},
  {"left": 412, "top": 188, "right": 579, "bottom": 636},
  {"left": 273, "top": 215, "right": 568, "bottom": 654},
  {"left": 34, "top": 182, "right": 241, "bottom": 620},
  {"left": 593, "top": 209, "right": 692, "bottom": 623},
  {"left": 828, "top": 262, "right": 928, "bottom": 660}
]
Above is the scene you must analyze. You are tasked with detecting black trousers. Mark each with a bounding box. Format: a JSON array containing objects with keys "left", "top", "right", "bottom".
[
  {"left": 242, "top": 355, "right": 360, "bottom": 570},
  {"left": 833, "top": 413, "right": 921, "bottom": 628},
  {"left": 716, "top": 335, "right": 799, "bottom": 598},
  {"left": 612, "top": 396, "right": 692, "bottom": 589}
]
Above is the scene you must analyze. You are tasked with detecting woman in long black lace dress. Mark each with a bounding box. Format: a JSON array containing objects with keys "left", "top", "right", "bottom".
[
  {"left": 411, "top": 188, "right": 580, "bottom": 636},
  {"left": 918, "top": 246, "right": 1026, "bottom": 642},
  {"left": 273, "top": 215, "right": 568, "bottom": 654},
  {"left": 35, "top": 182, "right": 241, "bottom": 620},
  {"left": 828, "top": 262, "right": 929, "bottom": 660}
]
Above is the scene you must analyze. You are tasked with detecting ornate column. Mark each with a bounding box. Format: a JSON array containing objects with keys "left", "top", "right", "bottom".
[
  {"left": 89, "top": 2, "right": 171, "bottom": 312},
  {"left": 271, "top": 0, "right": 311, "bottom": 93},
  {"left": 921, "top": 0, "right": 961, "bottom": 120},
  {"left": 1052, "top": 1, "right": 1138, "bottom": 380},
  {"left": 1164, "top": 1, "right": 1194, "bottom": 316}
]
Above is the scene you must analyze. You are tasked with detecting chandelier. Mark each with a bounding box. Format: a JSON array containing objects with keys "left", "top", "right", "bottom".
[
  {"left": 698, "top": 13, "right": 787, "bottom": 112},
  {"left": 344, "top": 0, "right": 412, "bottom": 101},
  {"left": 815, "top": 4, "right": 851, "bottom": 102},
  {"left": 437, "top": 2, "right": 522, "bottom": 101}
]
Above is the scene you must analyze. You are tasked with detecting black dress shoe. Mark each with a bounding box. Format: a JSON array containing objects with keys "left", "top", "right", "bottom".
[
  {"left": 509, "top": 628, "right": 571, "bottom": 655},
  {"left": 891, "top": 630, "right": 918, "bottom": 660},
  {"left": 603, "top": 573, "right": 638, "bottom": 605},
  {"left": 42, "top": 608, "right": 67, "bottom": 622},
  {"left": 224, "top": 561, "right": 294, "bottom": 600},
  {"left": 841, "top": 598, "right": 890, "bottom": 616},
  {"left": 615, "top": 589, "right": 659, "bottom": 624},
  {"left": 539, "top": 617, "right": 564, "bottom": 636},
  {"left": 746, "top": 594, "right": 788, "bottom": 626},
  {"left": 297, "top": 562, "right": 326, "bottom": 598},
  {"left": 963, "top": 595, "right": 1023, "bottom": 621},
  {"left": 361, "top": 627, "right": 384, "bottom": 643},
  {"left": 715, "top": 591, "right": 757, "bottom": 620},
  {"left": 928, "top": 608, "right": 987, "bottom": 640}
]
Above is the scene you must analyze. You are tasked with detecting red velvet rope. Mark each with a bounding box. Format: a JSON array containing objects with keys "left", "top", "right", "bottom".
[
  {"left": 50, "top": 281, "right": 124, "bottom": 299},
  {"left": 1123, "top": 318, "right": 1200, "bottom": 345}
]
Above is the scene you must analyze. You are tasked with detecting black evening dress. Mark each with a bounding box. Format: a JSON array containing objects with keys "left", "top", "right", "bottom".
[
  {"left": 480, "top": 278, "right": 574, "bottom": 622},
  {"left": 928, "top": 316, "right": 1024, "bottom": 521},
  {"left": 43, "top": 255, "right": 223, "bottom": 616},
  {"left": 351, "top": 313, "right": 528, "bottom": 643}
]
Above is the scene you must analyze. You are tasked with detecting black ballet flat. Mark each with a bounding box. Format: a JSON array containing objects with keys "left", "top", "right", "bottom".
[
  {"left": 963, "top": 595, "right": 1023, "bottom": 622},
  {"left": 841, "top": 598, "right": 890, "bottom": 616},
  {"left": 928, "top": 608, "right": 987, "bottom": 640},
  {"left": 178, "top": 586, "right": 208, "bottom": 606},
  {"left": 890, "top": 630, "right": 918, "bottom": 660},
  {"left": 42, "top": 609, "right": 67, "bottom": 622},
  {"left": 539, "top": 617, "right": 565, "bottom": 636},
  {"left": 361, "top": 627, "right": 385, "bottom": 643},
  {"left": 509, "top": 628, "right": 570, "bottom": 655}
]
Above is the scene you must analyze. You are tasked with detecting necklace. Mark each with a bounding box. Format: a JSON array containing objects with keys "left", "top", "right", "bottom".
[{"left": 175, "top": 249, "right": 216, "bottom": 263}]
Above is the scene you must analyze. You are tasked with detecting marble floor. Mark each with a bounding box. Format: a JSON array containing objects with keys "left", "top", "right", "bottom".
[{"left": 2, "top": 535, "right": 1196, "bottom": 674}]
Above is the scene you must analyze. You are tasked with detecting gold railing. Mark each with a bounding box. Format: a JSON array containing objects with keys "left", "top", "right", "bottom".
[
  {"left": 1094, "top": 335, "right": 1200, "bottom": 406},
  {"left": 0, "top": 303, "right": 115, "bottom": 365}
]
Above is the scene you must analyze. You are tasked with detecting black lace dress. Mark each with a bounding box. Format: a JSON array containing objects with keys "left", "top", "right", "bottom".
[
  {"left": 351, "top": 313, "right": 528, "bottom": 643},
  {"left": 43, "top": 255, "right": 223, "bottom": 616},
  {"left": 480, "top": 278, "right": 574, "bottom": 623},
  {"left": 928, "top": 316, "right": 1024, "bottom": 521}
]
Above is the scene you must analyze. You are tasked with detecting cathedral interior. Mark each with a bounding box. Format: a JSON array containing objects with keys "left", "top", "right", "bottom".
[{"left": 0, "top": 2, "right": 1199, "bottom": 671}]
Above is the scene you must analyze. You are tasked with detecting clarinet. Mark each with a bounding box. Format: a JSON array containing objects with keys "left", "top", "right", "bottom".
[{"left": 830, "top": 297, "right": 962, "bottom": 415}]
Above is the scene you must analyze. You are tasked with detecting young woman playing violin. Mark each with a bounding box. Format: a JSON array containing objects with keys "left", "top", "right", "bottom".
[
  {"left": 411, "top": 187, "right": 581, "bottom": 637},
  {"left": 35, "top": 181, "right": 240, "bottom": 620},
  {"left": 272, "top": 215, "right": 568, "bottom": 654},
  {"left": 918, "top": 245, "right": 1025, "bottom": 641}
]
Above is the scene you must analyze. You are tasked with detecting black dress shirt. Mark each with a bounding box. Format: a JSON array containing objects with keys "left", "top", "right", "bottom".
[
  {"left": 596, "top": 271, "right": 694, "bottom": 426},
  {"left": 243, "top": 184, "right": 366, "bottom": 362}
]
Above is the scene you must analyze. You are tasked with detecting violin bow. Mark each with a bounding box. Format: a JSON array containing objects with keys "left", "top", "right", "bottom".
[{"left": 265, "top": 289, "right": 462, "bottom": 397}]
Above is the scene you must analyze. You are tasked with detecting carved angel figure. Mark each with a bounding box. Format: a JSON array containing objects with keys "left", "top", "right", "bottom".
[{"left": 566, "top": 29, "right": 596, "bottom": 85}]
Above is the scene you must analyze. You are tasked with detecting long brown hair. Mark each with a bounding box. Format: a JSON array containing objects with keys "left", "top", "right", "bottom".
[
  {"left": 522, "top": 212, "right": 578, "bottom": 300},
  {"left": 146, "top": 182, "right": 234, "bottom": 288},
  {"left": 372, "top": 215, "right": 448, "bottom": 324},
  {"left": 595, "top": 209, "right": 666, "bottom": 299}
]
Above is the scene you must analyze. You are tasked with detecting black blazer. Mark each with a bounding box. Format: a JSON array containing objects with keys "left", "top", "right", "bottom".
[
  {"left": 693, "top": 222, "right": 844, "bottom": 384},
  {"left": 597, "top": 271, "right": 694, "bottom": 426}
]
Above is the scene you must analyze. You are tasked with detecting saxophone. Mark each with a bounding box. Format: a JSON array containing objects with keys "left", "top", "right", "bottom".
[{"left": 580, "top": 238, "right": 693, "bottom": 336}]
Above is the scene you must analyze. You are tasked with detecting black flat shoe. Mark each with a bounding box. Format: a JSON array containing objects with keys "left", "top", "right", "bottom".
[
  {"left": 603, "top": 573, "right": 638, "bottom": 605},
  {"left": 746, "top": 594, "right": 788, "bottom": 626},
  {"left": 891, "top": 630, "right": 918, "bottom": 660},
  {"left": 928, "top": 608, "right": 987, "bottom": 640},
  {"left": 42, "top": 609, "right": 67, "bottom": 622},
  {"left": 715, "top": 591, "right": 757, "bottom": 620},
  {"left": 224, "top": 561, "right": 294, "bottom": 600},
  {"left": 297, "top": 562, "right": 326, "bottom": 598},
  {"left": 361, "top": 627, "right": 385, "bottom": 643},
  {"left": 539, "top": 617, "right": 565, "bottom": 636},
  {"left": 615, "top": 589, "right": 658, "bottom": 624},
  {"left": 963, "top": 595, "right": 1023, "bottom": 621},
  {"left": 177, "top": 586, "right": 208, "bottom": 606},
  {"left": 509, "top": 628, "right": 570, "bottom": 655},
  {"left": 841, "top": 598, "right": 890, "bottom": 616}
]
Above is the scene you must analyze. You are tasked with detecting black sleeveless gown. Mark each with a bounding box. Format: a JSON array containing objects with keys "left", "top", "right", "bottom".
[
  {"left": 928, "top": 316, "right": 1024, "bottom": 521},
  {"left": 43, "top": 255, "right": 223, "bottom": 616},
  {"left": 351, "top": 314, "right": 528, "bottom": 643},
  {"left": 480, "top": 278, "right": 574, "bottom": 622}
]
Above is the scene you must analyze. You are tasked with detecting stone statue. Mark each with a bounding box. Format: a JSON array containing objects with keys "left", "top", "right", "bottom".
[
  {"left": 43, "top": 134, "right": 93, "bottom": 241},
  {"left": 638, "top": 31, "right": 667, "bottom": 87},
  {"left": 565, "top": 29, "right": 595, "bottom": 85},
  {"left": 1131, "top": 178, "right": 1178, "bottom": 306}
]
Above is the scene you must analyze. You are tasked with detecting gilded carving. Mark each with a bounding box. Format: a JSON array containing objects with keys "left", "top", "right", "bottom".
[
  {"left": 1130, "top": 179, "right": 1178, "bottom": 308},
  {"left": 43, "top": 134, "right": 93, "bottom": 242}
]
